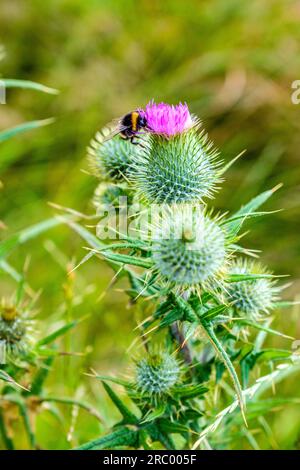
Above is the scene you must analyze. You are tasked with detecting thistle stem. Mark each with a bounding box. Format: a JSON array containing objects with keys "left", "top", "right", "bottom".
[{"left": 170, "top": 322, "right": 193, "bottom": 366}]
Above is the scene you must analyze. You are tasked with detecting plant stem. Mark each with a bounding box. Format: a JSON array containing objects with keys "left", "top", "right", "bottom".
[
  {"left": 170, "top": 322, "right": 193, "bottom": 366},
  {"left": 0, "top": 408, "right": 14, "bottom": 449}
]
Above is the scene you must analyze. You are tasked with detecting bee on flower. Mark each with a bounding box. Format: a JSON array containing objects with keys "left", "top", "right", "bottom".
[{"left": 101, "top": 101, "right": 197, "bottom": 145}]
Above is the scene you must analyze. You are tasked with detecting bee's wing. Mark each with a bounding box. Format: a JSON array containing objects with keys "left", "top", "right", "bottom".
[
  {"left": 101, "top": 127, "right": 122, "bottom": 143},
  {"left": 100, "top": 117, "right": 129, "bottom": 143}
]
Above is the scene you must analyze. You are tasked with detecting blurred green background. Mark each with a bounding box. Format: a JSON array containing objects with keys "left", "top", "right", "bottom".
[{"left": 1, "top": 0, "right": 300, "bottom": 449}]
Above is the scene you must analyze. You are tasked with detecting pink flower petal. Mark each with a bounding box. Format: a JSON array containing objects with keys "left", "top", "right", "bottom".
[{"left": 141, "top": 101, "right": 193, "bottom": 136}]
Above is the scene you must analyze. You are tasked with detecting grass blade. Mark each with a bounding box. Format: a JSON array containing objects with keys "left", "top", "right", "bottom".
[
  {"left": 0, "top": 118, "right": 55, "bottom": 143},
  {"left": 2, "top": 79, "right": 59, "bottom": 95},
  {"left": 0, "top": 216, "right": 72, "bottom": 260},
  {"left": 200, "top": 322, "right": 246, "bottom": 424}
]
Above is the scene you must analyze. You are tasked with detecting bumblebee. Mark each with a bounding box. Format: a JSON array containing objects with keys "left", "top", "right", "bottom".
[
  {"left": 103, "top": 111, "right": 147, "bottom": 144},
  {"left": 119, "top": 111, "right": 147, "bottom": 143}
]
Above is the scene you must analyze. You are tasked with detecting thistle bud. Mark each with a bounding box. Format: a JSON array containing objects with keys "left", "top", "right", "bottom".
[
  {"left": 93, "top": 182, "right": 132, "bottom": 210},
  {"left": 226, "top": 259, "right": 279, "bottom": 319},
  {"left": 136, "top": 352, "right": 180, "bottom": 396},
  {"left": 129, "top": 102, "right": 221, "bottom": 204},
  {"left": 151, "top": 206, "right": 227, "bottom": 291},
  {"left": 0, "top": 299, "right": 34, "bottom": 364},
  {"left": 88, "top": 128, "right": 142, "bottom": 182}
]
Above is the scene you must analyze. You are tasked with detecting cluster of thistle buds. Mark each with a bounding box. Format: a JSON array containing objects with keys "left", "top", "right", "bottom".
[{"left": 88, "top": 100, "right": 282, "bottom": 405}]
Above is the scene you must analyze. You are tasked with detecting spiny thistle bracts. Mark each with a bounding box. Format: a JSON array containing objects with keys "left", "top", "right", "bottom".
[
  {"left": 93, "top": 182, "right": 133, "bottom": 210},
  {"left": 88, "top": 127, "right": 142, "bottom": 182},
  {"left": 226, "top": 259, "right": 280, "bottom": 319},
  {"left": 129, "top": 128, "right": 221, "bottom": 204},
  {"left": 136, "top": 351, "right": 180, "bottom": 396},
  {"left": 151, "top": 205, "right": 228, "bottom": 292}
]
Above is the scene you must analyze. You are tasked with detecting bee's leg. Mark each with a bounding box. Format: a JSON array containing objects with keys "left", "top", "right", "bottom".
[
  {"left": 130, "top": 136, "right": 139, "bottom": 145},
  {"left": 131, "top": 136, "right": 147, "bottom": 149}
]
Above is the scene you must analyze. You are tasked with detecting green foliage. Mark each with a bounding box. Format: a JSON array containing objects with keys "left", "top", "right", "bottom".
[
  {"left": 0, "top": 75, "right": 55, "bottom": 143},
  {"left": 0, "top": 277, "right": 101, "bottom": 449},
  {"left": 0, "top": 118, "right": 55, "bottom": 144}
]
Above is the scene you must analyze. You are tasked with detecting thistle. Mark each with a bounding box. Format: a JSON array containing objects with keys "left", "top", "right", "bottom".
[
  {"left": 141, "top": 101, "right": 194, "bottom": 136},
  {"left": 151, "top": 205, "right": 227, "bottom": 292},
  {"left": 0, "top": 299, "right": 34, "bottom": 364},
  {"left": 93, "top": 182, "right": 132, "bottom": 210},
  {"left": 88, "top": 127, "right": 142, "bottom": 182},
  {"left": 69, "top": 99, "right": 295, "bottom": 451},
  {"left": 136, "top": 351, "right": 180, "bottom": 396},
  {"left": 129, "top": 101, "right": 221, "bottom": 204},
  {"left": 226, "top": 259, "right": 280, "bottom": 319}
]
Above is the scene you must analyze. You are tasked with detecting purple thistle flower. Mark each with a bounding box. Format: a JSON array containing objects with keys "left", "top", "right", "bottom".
[{"left": 141, "top": 101, "right": 194, "bottom": 137}]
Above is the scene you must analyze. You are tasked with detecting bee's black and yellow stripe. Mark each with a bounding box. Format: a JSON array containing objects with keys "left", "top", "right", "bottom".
[
  {"left": 130, "top": 111, "right": 139, "bottom": 132},
  {"left": 120, "top": 111, "right": 145, "bottom": 141}
]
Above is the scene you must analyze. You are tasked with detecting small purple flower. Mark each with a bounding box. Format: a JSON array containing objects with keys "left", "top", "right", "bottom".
[{"left": 141, "top": 101, "right": 194, "bottom": 137}]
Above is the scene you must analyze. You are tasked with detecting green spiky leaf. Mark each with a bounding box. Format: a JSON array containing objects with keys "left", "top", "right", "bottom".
[{"left": 102, "top": 381, "right": 138, "bottom": 424}]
